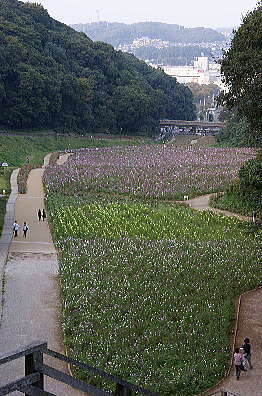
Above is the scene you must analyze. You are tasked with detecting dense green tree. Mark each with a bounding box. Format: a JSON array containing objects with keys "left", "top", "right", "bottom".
[
  {"left": 239, "top": 156, "right": 262, "bottom": 194},
  {"left": 0, "top": 0, "right": 196, "bottom": 135},
  {"left": 219, "top": 4, "right": 262, "bottom": 136}
]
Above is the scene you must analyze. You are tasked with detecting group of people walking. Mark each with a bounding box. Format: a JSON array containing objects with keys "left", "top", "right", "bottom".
[
  {"left": 12, "top": 209, "right": 47, "bottom": 238},
  {"left": 234, "top": 338, "right": 252, "bottom": 380},
  {"left": 13, "top": 220, "right": 29, "bottom": 238},
  {"left": 38, "top": 208, "right": 46, "bottom": 221}
]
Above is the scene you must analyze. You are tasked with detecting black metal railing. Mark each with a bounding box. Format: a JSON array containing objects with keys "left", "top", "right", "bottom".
[{"left": 0, "top": 341, "right": 160, "bottom": 396}]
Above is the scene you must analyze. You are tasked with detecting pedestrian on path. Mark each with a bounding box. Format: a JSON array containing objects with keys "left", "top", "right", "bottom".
[
  {"left": 38, "top": 209, "right": 42, "bottom": 221},
  {"left": 13, "top": 220, "right": 20, "bottom": 237},
  {"left": 42, "top": 209, "right": 47, "bottom": 221},
  {"left": 23, "top": 222, "right": 29, "bottom": 238},
  {"left": 242, "top": 337, "right": 252, "bottom": 369},
  {"left": 234, "top": 347, "right": 244, "bottom": 380}
]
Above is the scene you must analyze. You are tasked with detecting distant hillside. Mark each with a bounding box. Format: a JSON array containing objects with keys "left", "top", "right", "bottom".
[
  {"left": 0, "top": 0, "right": 195, "bottom": 135},
  {"left": 133, "top": 46, "right": 212, "bottom": 66},
  {"left": 72, "top": 21, "right": 225, "bottom": 47}
]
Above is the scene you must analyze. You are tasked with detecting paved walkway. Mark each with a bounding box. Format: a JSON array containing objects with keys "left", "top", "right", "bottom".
[{"left": 0, "top": 154, "right": 85, "bottom": 395}]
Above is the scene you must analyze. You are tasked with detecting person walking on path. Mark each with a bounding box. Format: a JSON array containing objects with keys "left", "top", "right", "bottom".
[
  {"left": 242, "top": 337, "right": 252, "bottom": 369},
  {"left": 234, "top": 347, "right": 244, "bottom": 380},
  {"left": 23, "top": 222, "right": 29, "bottom": 238},
  {"left": 12, "top": 220, "right": 20, "bottom": 237},
  {"left": 42, "top": 208, "right": 47, "bottom": 221},
  {"left": 38, "top": 209, "right": 42, "bottom": 221}
]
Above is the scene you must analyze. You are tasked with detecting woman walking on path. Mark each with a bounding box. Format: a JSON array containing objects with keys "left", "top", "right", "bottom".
[
  {"left": 234, "top": 347, "right": 244, "bottom": 380},
  {"left": 38, "top": 209, "right": 42, "bottom": 221},
  {"left": 23, "top": 222, "right": 29, "bottom": 238},
  {"left": 42, "top": 209, "right": 46, "bottom": 221},
  {"left": 12, "top": 221, "right": 19, "bottom": 237}
]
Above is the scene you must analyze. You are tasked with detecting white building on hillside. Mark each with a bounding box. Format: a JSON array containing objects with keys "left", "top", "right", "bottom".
[{"left": 151, "top": 57, "right": 225, "bottom": 87}]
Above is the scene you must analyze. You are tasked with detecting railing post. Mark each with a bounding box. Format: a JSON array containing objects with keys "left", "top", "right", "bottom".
[
  {"left": 115, "top": 383, "right": 132, "bottom": 396},
  {"left": 220, "top": 391, "right": 227, "bottom": 396},
  {"left": 25, "top": 349, "right": 44, "bottom": 394}
]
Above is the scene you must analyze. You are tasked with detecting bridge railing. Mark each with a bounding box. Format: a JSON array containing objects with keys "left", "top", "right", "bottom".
[{"left": 0, "top": 341, "right": 160, "bottom": 396}]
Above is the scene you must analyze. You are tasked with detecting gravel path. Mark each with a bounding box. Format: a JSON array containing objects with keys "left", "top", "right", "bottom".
[{"left": 0, "top": 154, "right": 86, "bottom": 395}]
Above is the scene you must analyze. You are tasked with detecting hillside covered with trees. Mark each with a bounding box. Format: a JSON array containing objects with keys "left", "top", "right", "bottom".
[
  {"left": 0, "top": 0, "right": 196, "bottom": 135},
  {"left": 72, "top": 21, "right": 225, "bottom": 47},
  {"left": 133, "top": 45, "right": 211, "bottom": 66}
]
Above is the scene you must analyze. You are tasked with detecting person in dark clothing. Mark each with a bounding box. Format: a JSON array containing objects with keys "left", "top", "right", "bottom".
[
  {"left": 23, "top": 222, "right": 29, "bottom": 238},
  {"left": 242, "top": 338, "right": 252, "bottom": 368},
  {"left": 38, "top": 209, "right": 42, "bottom": 221},
  {"left": 42, "top": 209, "right": 46, "bottom": 221}
]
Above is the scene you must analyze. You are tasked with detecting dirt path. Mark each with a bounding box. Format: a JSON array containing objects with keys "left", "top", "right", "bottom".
[
  {"left": 181, "top": 194, "right": 261, "bottom": 395},
  {"left": 183, "top": 193, "right": 251, "bottom": 222},
  {"left": 203, "top": 288, "right": 262, "bottom": 396},
  {"left": 0, "top": 154, "right": 86, "bottom": 395}
]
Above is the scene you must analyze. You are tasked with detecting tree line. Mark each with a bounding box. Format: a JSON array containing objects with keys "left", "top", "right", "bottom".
[{"left": 0, "top": 0, "right": 196, "bottom": 135}]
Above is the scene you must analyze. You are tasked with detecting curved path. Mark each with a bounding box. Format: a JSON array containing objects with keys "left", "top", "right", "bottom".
[
  {"left": 181, "top": 195, "right": 261, "bottom": 395},
  {"left": 202, "top": 288, "right": 262, "bottom": 396},
  {"left": 0, "top": 154, "right": 85, "bottom": 395},
  {"left": 182, "top": 193, "right": 251, "bottom": 222}
]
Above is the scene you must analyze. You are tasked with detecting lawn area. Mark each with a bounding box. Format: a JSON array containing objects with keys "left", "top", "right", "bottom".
[
  {"left": 46, "top": 192, "right": 261, "bottom": 395},
  {"left": 0, "top": 134, "right": 145, "bottom": 168},
  {"left": 211, "top": 191, "right": 262, "bottom": 218},
  {"left": 0, "top": 196, "right": 8, "bottom": 236}
]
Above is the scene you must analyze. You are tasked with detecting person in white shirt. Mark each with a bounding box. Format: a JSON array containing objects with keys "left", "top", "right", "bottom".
[{"left": 13, "top": 220, "right": 20, "bottom": 237}]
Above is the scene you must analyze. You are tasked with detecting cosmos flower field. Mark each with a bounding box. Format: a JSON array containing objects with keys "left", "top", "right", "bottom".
[
  {"left": 44, "top": 145, "right": 255, "bottom": 199},
  {"left": 44, "top": 145, "right": 260, "bottom": 395}
]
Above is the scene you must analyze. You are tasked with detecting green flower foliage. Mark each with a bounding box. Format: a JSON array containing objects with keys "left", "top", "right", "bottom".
[{"left": 46, "top": 192, "right": 261, "bottom": 395}]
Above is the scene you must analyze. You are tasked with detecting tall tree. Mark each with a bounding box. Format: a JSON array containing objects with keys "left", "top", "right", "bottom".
[{"left": 219, "top": 4, "right": 262, "bottom": 136}]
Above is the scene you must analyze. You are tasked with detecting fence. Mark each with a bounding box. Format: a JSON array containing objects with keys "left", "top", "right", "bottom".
[{"left": 0, "top": 341, "right": 160, "bottom": 396}]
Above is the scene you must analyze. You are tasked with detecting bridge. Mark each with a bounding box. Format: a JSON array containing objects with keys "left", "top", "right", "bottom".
[{"left": 159, "top": 119, "right": 226, "bottom": 129}]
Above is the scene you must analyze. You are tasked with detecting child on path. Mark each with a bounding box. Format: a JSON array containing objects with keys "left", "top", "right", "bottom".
[
  {"left": 234, "top": 347, "right": 244, "bottom": 380},
  {"left": 13, "top": 221, "right": 20, "bottom": 237},
  {"left": 42, "top": 209, "right": 46, "bottom": 221},
  {"left": 23, "top": 222, "right": 29, "bottom": 238},
  {"left": 242, "top": 337, "right": 252, "bottom": 369},
  {"left": 38, "top": 209, "right": 42, "bottom": 221}
]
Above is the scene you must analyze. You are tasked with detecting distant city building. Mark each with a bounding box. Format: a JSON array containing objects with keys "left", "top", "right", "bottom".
[{"left": 151, "top": 57, "right": 225, "bottom": 88}]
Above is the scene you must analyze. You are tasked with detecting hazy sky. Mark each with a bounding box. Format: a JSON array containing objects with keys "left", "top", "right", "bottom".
[{"left": 24, "top": 0, "right": 258, "bottom": 28}]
